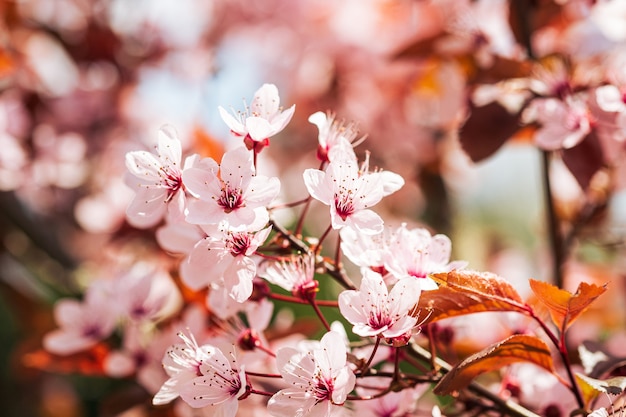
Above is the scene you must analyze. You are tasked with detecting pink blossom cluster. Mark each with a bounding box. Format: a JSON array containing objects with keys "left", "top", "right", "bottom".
[{"left": 41, "top": 83, "right": 466, "bottom": 417}]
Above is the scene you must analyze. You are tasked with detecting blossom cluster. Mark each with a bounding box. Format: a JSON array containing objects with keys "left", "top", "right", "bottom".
[{"left": 41, "top": 83, "right": 466, "bottom": 417}]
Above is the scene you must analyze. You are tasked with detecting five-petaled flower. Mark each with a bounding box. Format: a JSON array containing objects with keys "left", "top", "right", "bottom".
[
  {"left": 309, "top": 111, "right": 363, "bottom": 163},
  {"left": 219, "top": 83, "right": 295, "bottom": 153},
  {"left": 153, "top": 331, "right": 214, "bottom": 406},
  {"left": 125, "top": 125, "right": 189, "bottom": 228},
  {"left": 183, "top": 146, "right": 280, "bottom": 229},
  {"left": 181, "top": 222, "right": 272, "bottom": 312},
  {"left": 339, "top": 270, "right": 421, "bottom": 342},
  {"left": 258, "top": 253, "right": 319, "bottom": 301},
  {"left": 268, "top": 331, "right": 355, "bottom": 417},
  {"left": 303, "top": 159, "right": 387, "bottom": 235},
  {"left": 178, "top": 343, "right": 249, "bottom": 417}
]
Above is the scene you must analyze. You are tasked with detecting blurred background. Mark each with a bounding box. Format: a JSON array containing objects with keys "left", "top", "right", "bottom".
[{"left": 2, "top": 0, "right": 626, "bottom": 415}]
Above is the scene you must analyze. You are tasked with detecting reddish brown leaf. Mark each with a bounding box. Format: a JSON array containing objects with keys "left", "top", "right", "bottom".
[
  {"left": 561, "top": 132, "right": 605, "bottom": 190},
  {"left": 434, "top": 334, "right": 555, "bottom": 395},
  {"left": 528, "top": 279, "right": 607, "bottom": 331},
  {"left": 459, "top": 102, "right": 521, "bottom": 162},
  {"left": 508, "top": 0, "right": 563, "bottom": 53},
  {"left": 417, "top": 270, "right": 527, "bottom": 324}
]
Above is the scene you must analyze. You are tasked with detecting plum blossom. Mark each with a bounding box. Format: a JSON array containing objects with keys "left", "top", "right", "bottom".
[
  {"left": 353, "top": 373, "right": 426, "bottom": 417},
  {"left": 125, "top": 125, "right": 188, "bottom": 228},
  {"left": 219, "top": 83, "right": 295, "bottom": 152},
  {"left": 113, "top": 264, "right": 181, "bottom": 323},
  {"left": 153, "top": 331, "right": 216, "bottom": 406},
  {"left": 183, "top": 146, "right": 280, "bottom": 228},
  {"left": 44, "top": 282, "right": 117, "bottom": 355},
  {"left": 268, "top": 331, "right": 356, "bottom": 417},
  {"left": 341, "top": 224, "right": 464, "bottom": 288},
  {"left": 178, "top": 343, "right": 249, "bottom": 416},
  {"left": 384, "top": 224, "right": 466, "bottom": 289},
  {"left": 522, "top": 96, "right": 593, "bottom": 150},
  {"left": 304, "top": 158, "right": 388, "bottom": 234},
  {"left": 339, "top": 270, "right": 421, "bottom": 343},
  {"left": 180, "top": 222, "right": 272, "bottom": 309},
  {"left": 258, "top": 253, "right": 319, "bottom": 301},
  {"left": 309, "top": 111, "right": 363, "bottom": 162}
]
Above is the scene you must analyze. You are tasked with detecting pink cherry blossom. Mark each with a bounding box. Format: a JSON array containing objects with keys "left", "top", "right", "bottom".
[
  {"left": 383, "top": 224, "right": 466, "bottom": 289},
  {"left": 125, "top": 125, "right": 186, "bottom": 228},
  {"left": 303, "top": 159, "right": 386, "bottom": 234},
  {"left": 153, "top": 331, "right": 215, "bottom": 406},
  {"left": 113, "top": 264, "right": 181, "bottom": 323},
  {"left": 353, "top": 374, "right": 426, "bottom": 417},
  {"left": 219, "top": 83, "right": 295, "bottom": 152},
  {"left": 522, "top": 96, "right": 593, "bottom": 150},
  {"left": 309, "top": 111, "right": 363, "bottom": 162},
  {"left": 183, "top": 146, "right": 280, "bottom": 228},
  {"left": 178, "top": 343, "right": 249, "bottom": 416},
  {"left": 339, "top": 270, "right": 421, "bottom": 341},
  {"left": 339, "top": 226, "right": 391, "bottom": 276},
  {"left": 180, "top": 223, "right": 272, "bottom": 306},
  {"left": 268, "top": 331, "right": 356, "bottom": 417},
  {"left": 258, "top": 253, "right": 318, "bottom": 301},
  {"left": 44, "top": 282, "right": 117, "bottom": 355}
]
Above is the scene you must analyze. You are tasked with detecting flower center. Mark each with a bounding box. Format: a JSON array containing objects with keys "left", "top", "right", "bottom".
[
  {"left": 334, "top": 191, "right": 355, "bottom": 221},
  {"left": 160, "top": 167, "right": 182, "bottom": 202},
  {"left": 313, "top": 377, "right": 334, "bottom": 402},
  {"left": 218, "top": 186, "right": 244, "bottom": 213},
  {"left": 368, "top": 307, "right": 391, "bottom": 330},
  {"left": 226, "top": 232, "right": 251, "bottom": 257}
]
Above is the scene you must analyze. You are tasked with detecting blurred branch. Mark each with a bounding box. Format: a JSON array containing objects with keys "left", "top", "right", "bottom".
[{"left": 0, "top": 191, "right": 77, "bottom": 274}]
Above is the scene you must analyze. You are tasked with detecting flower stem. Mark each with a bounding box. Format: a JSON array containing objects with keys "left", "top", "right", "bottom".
[
  {"left": 310, "top": 299, "right": 330, "bottom": 331},
  {"left": 315, "top": 224, "right": 333, "bottom": 254},
  {"left": 541, "top": 150, "right": 565, "bottom": 289},
  {"left": 246, "top": 371, "right": 283, "bottom": 379},
  {"left": 267, "top": 292, "right": 338, "bottom": 307},
  {"left": 359, "top": 337, "right": 381, "bottom": 375}
]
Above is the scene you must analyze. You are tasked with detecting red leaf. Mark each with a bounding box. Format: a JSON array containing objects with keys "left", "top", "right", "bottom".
[
  {"left": 561, "top": 132, "right": 605, "bottom": 190},
  {"left": 434, "top": 334, "right": 555, "bottom": 395},
  {"left": 417, "top": 270, "right": 527, "bottom": 324},
  {"left": 459, "top": 102, "right": 521, "bottom": 162},
  {"left": 528, "top": 279, "right": 607, "bottom": 331}
]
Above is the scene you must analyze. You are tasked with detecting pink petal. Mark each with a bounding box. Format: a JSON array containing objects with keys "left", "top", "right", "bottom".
[
  {"left": 125, "top": 151, "right": 160, "bottom": 179},
  {"left": 180, "top": 240, "right": 228, "bottom": 290},
  {"left": 317, "top": 331, "right": 347, "bottom": 374},
  {"left": 338, "top": 290, "right": 368, "bottom": 327},
  {"left": 348, "top": 209, "right": 384, "bottom": 235},
  {"left": 251, "top": 83, "right": 280, "bottom": 117},
  {"left": 220, "top": 147, "right": 254, "bottom": 189},
  {"left": 43, "top": 330, "right": 96, "bottom": 355},
  {"left": 181, "top": 164, "right": 219, "bottom": 200},
  {"left": 270, "top": 104, "right": 296, "bottom": 132},
  {"left": 157, "top": 125, "right": 182, "bottom": 168},
  {"left": 246, "top": 117, "right": 273, "bottom": 141},
  {"left": 388, "top": 277, "right": 421, "bottom": 317},
  {"left": 332, "top": 366, "right": 356, "bottom": 404},
  {"left": 126, "top": 187, "right": 168, "bottom": 228},
  {"left": 268, "top": 390, "right": 318, "bottom": 417},
  {"left": 245, "top": 176, "right": 280, "bottom": 206},
  {"left": 224, "top": 257, "right": 256, "bottom": 303},
  {"left": 218, "top": 106, "right": 246, "bottom": 135},
  {"left": 303, "top": 169, "right": 332, "bottom": 204},
  {"left": 596, "top": 85, "right": 624, "bottom": 112}
]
